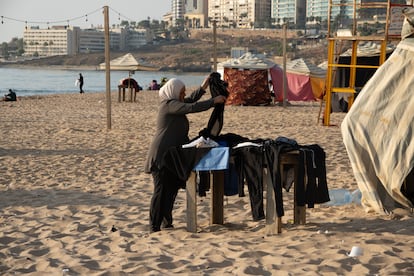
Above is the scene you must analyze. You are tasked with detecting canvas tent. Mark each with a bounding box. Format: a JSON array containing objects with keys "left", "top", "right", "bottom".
[
  {"left": 341, "top": 36, "right": 414, "bottom": 215},
  {"left": 99, "top": 53, "right": 159, "bottom": 71},
  {"left": 337, "top": 42, "right": 394, "bottom": 89},
  {"left": 269, "top": 58, "right": 326, "bottom": 102},
  {"left": 219, "top": 52, "right": 275, "bottom": 105}
]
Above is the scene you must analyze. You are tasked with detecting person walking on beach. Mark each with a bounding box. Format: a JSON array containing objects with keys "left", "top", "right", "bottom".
[
  {"left": 144, "top": 76, "right": 227, "bottom": 233},
  {"left": 78, "top": 73, "right": 84, "bottom": 94}
]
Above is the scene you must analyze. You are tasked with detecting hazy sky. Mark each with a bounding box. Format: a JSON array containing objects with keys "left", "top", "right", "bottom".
[{"left": 0, "top": 0, "right": 171, "bottom": 43}]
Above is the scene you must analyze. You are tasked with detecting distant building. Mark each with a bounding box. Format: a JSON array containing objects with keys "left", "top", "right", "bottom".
[
  {"left": 208, "top": 0, "right": 271, "bottom": 29},
  {"left": 271, "top": 0, "right": 307, "bottom": 27},
  {"left": 79, "top": 29, "right": 105, "bottom": 53},
  {"left": 125, "top": 28, "right": 152, "bottom": 49},
  {"left": 172, "top": 0, "right": 186, "bottom": 26},
  {"left": 271, "top": 0, "right": 359, "bottom": 28},
  {"left": 23, "top": 26, "right": 79, "bottom": 56},
  {"left": 185, "top": 0, "right": 209, "bottom": 28},
  {"left": 23, "top": 25, "right": 151, "bottom": 57}
]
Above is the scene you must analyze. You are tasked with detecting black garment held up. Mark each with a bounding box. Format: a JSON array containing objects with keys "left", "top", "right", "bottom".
[{"left": 199, "top": 72, "right": 229, "bottom": 138}]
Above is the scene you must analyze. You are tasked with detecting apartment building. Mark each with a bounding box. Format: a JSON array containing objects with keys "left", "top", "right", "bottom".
[
  {"left": 271, "top": 0, "right": 307, "bottom": 27},
  {"left": 23, "top": 26, "right": 79, "bottom": 56},
  {"left": 23, "top": 25, "right": 150, "bottom": 56},
  {"left": 208, "top": 0, "right": 271, "bottom": 28},
  {"left": 172, "top": 0, "right": 186, "bottom": 26},
  {"left": 185, "top": 0, "right": 209, "bottom": 28},
  {"left": 272, "top": 0, "right": 359, "bottom": 28}
]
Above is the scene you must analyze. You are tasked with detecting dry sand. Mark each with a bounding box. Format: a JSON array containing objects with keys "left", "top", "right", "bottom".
[{"left": 0, "top": 91, "right": 413, "bottom": 275}]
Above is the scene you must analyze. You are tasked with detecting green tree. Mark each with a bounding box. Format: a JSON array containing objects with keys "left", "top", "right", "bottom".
[
  {"left": 138, "top": 20, "right": 150, "bottom": 29},
  {"left": 120, "top": 20, "right": 129, "bottom": 27},
  {"left": 1, "top": 42, "right": 9, "bottom": 57}
]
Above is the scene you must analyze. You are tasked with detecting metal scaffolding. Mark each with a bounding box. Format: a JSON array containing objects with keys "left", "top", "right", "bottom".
[{"left": 323, "top": 0, "right": 413, "bottom": 126}]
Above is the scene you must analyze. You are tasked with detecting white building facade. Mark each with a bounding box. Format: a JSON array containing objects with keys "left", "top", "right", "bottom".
[
  {"left": 271, "top": 0, "right": 307, "bottom": 27},
  {"left": 208, "top": 0, "right": 271, "bottom": 28},
  {"left": 23, "top": 25, "right": 151, "bottom": 56},
  {"left": 23, "top": 26, "right": 79, "bottom": 56},
  {"left": 185, "top": 0, "right": 209, "bottom": 28}
]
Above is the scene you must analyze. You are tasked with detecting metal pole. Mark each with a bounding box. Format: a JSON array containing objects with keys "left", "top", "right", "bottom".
[
  {"left": 282, "top": 23, "right": 287, "bottom": 107},
  {"left": 104, "top": 6, "right": 111, "bottom": 130}
]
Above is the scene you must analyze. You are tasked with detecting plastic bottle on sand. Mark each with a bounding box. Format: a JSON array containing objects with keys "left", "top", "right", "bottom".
[{"left": 326, "top": 188, "right": 361, "bottom": 206}]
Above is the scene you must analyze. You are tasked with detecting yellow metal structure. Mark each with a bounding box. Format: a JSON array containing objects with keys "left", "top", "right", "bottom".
[{"left": 323, "top": 0, "right": 409, "bottom": 126}]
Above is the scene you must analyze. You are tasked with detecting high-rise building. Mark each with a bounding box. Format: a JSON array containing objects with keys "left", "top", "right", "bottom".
[
  {"left": 208, "top": 0, "right": 271, "bottom": 29},
  {"left": 172, "top": 0, "right": 185, "bottom": 26},
  {"left": 271, "top": 0, "right": 307, "bottom": 27},
  {"left": 185, "top": 0, "right": 209, "bottom": 28}
]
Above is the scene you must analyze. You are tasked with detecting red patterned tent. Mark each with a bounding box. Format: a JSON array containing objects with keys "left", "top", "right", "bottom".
[{"left": 220, "top": 53, "right": 275, "bottom": 106}]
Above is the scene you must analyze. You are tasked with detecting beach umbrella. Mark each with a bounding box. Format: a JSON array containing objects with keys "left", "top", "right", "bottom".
[
  {"left": 99, "top": 53, "right": 158, "bottom": 93},
  {"left": 99, "top": 53, "right": 159, "bottom": 71}
]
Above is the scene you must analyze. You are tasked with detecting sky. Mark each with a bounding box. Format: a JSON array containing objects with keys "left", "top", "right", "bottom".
[{"left": 0, "top": 0, "right": 171, "bottom": 43}]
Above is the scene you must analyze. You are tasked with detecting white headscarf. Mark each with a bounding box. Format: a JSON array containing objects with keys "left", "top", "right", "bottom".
[{"left": 159, "top": 78, "right": 185, "bottom": 101}]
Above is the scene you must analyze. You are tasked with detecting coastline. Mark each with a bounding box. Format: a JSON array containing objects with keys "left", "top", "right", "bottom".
[
  {"left": 0, "top": 91, "right": 412, "bottom": 275},
  {"left": 0, "top": 63, "right": 101, "bottom": 71}
]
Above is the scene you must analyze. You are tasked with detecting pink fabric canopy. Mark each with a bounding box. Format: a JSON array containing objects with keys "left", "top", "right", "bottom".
[{"left": 270, "top": 66, "right": 316, "bottom": 101}]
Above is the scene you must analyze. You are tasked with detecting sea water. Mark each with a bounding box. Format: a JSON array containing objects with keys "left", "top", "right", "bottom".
[{"left": 0, "top": 67, "right": 206, "bottom": 97}]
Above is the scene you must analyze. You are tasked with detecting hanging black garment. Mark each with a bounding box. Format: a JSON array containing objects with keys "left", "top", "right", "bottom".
[{"left": 199, "top": 72, "right": 229, "bottom": 138}]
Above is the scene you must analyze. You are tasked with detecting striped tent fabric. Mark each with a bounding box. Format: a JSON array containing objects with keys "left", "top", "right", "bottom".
[
  {"left": 341, "top": 37, "right": 414, "bottom": 214},
  {"left": 270, "top": 58, "right": 326, "bottom": 101},
  {"left": 285, "top": 58, "right": 326, "bottom": 78}
]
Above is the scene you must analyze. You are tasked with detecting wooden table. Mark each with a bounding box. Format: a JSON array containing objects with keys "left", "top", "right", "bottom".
[
  {"left": 118, "top": 85, "right": 137, "bottom": 102},
  {"left": 185, "top": 148, "right": 306, "bottom": 234},
  {"left": 185, "top": 147, "right": 229, "bottom": 233},
  {"left": 265, "top": 151, "right": 306, "bottom": 235}
]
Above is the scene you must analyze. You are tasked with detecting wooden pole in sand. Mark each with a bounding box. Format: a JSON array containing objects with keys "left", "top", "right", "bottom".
[
  {"left": 213, "top": 20, "right": 217, "bottom": 72},
  {"left": 104, "top": 6, "right": 112, "bottom": 130},
  {"left": 282, "top": 23, "right": 287, "bottom": 107}
]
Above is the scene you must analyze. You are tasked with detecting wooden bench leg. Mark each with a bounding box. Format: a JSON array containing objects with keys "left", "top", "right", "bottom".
[
  {"left": 211, "top": 171, "right": 224, "bottom": 225},
  {"left": 294, "top": 205, "right": 306, "bottom": 224},
  {"left": 265, "top": 168, "right": 282, "bottom": 235},
  {"left": 293, "top": 164, "right": 306, "bottom": 224},
  {"left": 186, "top": 172, "right": 197, "bottom": 232}
]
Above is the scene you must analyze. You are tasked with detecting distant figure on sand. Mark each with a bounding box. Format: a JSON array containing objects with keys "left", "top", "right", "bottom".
[
  {"left": 159, "top": 77, "right": 168, "bottom": 88},
  {"left": 149, "top": 80, "right": 160, "bottom": 90},
  {"left": 78, "top": 73, "right": 84, "bottom": 94},
  {"left": 3, "top": 89, "right": 16, "bottom": 101}
]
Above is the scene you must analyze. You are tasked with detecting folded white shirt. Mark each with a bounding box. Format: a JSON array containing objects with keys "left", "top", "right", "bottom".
[
  {"left": 182, "top": 136, "right": 219, "bottom": 148},
  {"left": 232, "top": 141, "right": 262, "bottom": 149}
]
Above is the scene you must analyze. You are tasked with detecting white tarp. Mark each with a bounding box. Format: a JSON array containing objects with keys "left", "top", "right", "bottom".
[
  {"left": 341, "top": 37, "right": 414, "bottom": 214},
  {"left": 219, "top": 52, "right": 276, "bottom": 70}
]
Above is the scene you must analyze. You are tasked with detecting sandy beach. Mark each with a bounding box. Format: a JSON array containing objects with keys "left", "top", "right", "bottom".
[{"left": 1, "top": 91, "right": 413, "bottom": 275}]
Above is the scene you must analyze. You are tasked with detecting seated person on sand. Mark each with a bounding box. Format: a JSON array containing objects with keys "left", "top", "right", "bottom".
[
  {"left": 148, "top": 80, "right": 160, "bottom": 90},
  {"left": 159, "top": 77, "right": 168, "bottom": 88},
  {"left": 3, "top": 89, "right": 17, "bottom": 101}
]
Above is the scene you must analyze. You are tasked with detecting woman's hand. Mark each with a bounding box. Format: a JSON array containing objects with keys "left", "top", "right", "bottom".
[{"left": 213, "top": 95, "right": 226, "bottom": 104}]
